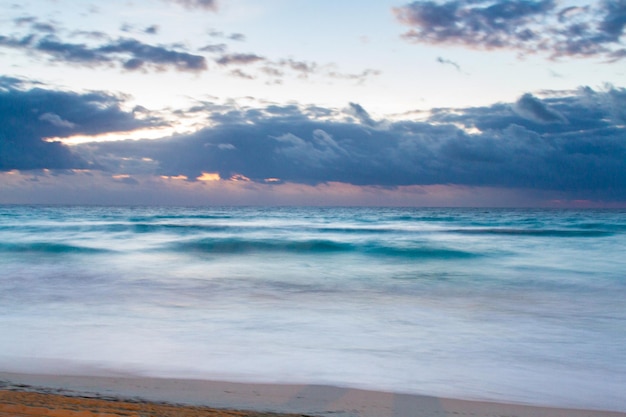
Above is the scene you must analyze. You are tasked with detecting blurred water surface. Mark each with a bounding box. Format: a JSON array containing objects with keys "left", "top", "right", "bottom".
[{"left": 0, "top": 206, "right": 625, "bottom": 410}]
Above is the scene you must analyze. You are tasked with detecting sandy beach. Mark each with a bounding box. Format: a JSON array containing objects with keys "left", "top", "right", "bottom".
[{"left": 1, "top": 372, "right": 625, "bottom": 417}]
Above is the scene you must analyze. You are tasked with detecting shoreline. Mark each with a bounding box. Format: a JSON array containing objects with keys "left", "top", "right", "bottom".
[{"left": 2, "top": 372, "right": 625, "bottom": 417}]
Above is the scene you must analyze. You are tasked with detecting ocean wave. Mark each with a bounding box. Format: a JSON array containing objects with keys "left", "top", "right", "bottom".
[
  {"left": 312, "top": 226, "right": 399, "bottom": 234},
  {"left": 0, "top": 242, "right": 110, "bottom": 254},
  {"left": 169, "top": 237, "right": 476, "bottom": 259},
  {"left": 0, "top": 222, "right": 236, "bottom": 235},
  {"left": 389, "top": 215, "right": 458, "bottom": 222},
  {"left": 130, "top": 223, "right": 232, "bottom": 234},
  {"left": 448, "top": 228, "right": 614, "bottom": 237},
  {"left": 373, "top": 246, "right": 476, "bottom": 259},
  {"left": 129, "top": 213, "right": 234, "bottom": 222},
  {"left": 171, "top": 238, "right": 352, "bottom": 254}
]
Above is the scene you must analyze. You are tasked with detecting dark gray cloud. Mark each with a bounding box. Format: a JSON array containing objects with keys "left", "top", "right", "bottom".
[
  {"left": 216, "top": 53, "right": 265, "bottom": 66},
  {"left": 119, "top": 23, "right": 159, "bottom": 36},
  {"left": 0, "top": 81, "right": 164, "bottom": 171},
  {"left": 395, "top": 0, "right": 626, "bottom": 60},
  {"left": 395, "top": 0, "right": 555, "bottom": 47},
  {"left": 514, "top": 93, "right": 568, "bottom": 124},
  {"left": 145, "top": 25, "right": 159, "bottom": 35},
  {"left": 0, "top": 29, "right": 207, "bottom": 72},
  {"left": 0, "top": 75, "right": 30, "bottom": 89},
  {"left": 35, "top": 36, "right": 108, "bottom": 64},
  {"left": 437, "top": 56, "right": 461, "bottom": 71},
  {"left": 81, "top": 87, "right": 626, "bottom": 201},
  {"left": 167, "top": 0, "right": 218, "bottom": 11},
  {"left": 98, "top": 38, "right": 207, "bottom": 71},
  {"left": 32, "top": 22, "right": 56, "bottom": 33},
  {"left": 599, "top": 0, "right": 626, "bottom": 41},
  {"left": 0, "top": 34, "right": 36, "bottom": 49},
  {"left": 199, "top": 43, "right": 227, "bottom": 53},
  {"left": 13, "top": 16, "right": 56, "bottom": 33},
  {"left": 228, "top": 33, "right": 246, "bottom": 42},
  {"left": 346, "top": 102, "right": 377, "bottom": 127},
  {"left": 2, "top": 19, "right": 378, "bottom": 83}
]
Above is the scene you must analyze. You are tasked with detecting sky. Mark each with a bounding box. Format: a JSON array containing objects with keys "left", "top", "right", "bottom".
[{"left": 0, "top": 0, "right": 625, "bottom": 207}]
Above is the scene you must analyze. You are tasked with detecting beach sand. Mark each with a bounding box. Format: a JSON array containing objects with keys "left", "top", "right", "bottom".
[{"left": 1, "top": 372, "right": 625, "bottom": 417}]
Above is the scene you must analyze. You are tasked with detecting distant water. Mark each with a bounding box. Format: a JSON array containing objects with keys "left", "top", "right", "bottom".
[{"left": 1, "top": 206, "right": 625, "bottom": 411}]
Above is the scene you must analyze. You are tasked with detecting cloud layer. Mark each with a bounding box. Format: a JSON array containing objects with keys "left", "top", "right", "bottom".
[
  {"left": 2, "top": 76, "right": 625, "bottom": 203},
  {"left": 0, "top": 78, "right": 161, "bottom": 170},
  {"left": 395, "top": 0, "right": 626, "bottom": 60},
  {"left": 1, "top": 15, "right": 380, "bottom": 82},
  {"left": 71, "top": 85, "right": 626, "bottom": 201}
]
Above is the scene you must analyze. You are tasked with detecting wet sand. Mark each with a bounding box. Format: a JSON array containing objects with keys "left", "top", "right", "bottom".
[
  {"left": 1, "top": 372, "right": 625, "bottom": 417},
  {"left": 0, "top": 390, "right": 303, "bottom": 417}
]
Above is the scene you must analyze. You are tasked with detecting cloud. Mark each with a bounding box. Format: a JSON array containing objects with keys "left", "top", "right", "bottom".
[
  {"left": 272, "top": 129, "right": 349, "bottom": 170},
  {"left": 2, "top": 19, "right": 379, "bottom": 84},
  {"left": 14, "top": 16, "right": 56, "bottom": 33},
  {"left": 0, "top": 81, "right": 163, "bottom": 171},
  {"left": 0, "top": 75, "right": 31, "bottom": 90},
  {"left": 199, "top": 43, "right": 227, "bottom": 53},
  {"left": 436, "top": 56, "right": 461, "bottom": 71},
  {"left": 394, "top": 0, "right": 626, "bottom": 61},
  {"left": 346, "top": 102, "right": 377, "bottom": 126},
  {"left": 210, "top": 54, "right": 380, "bottom": 84},
  {"left": 39, "top": 113, "right": 77, "bottom": 129},
  {"left": 254, "top": 59, "right": 380, "bottom": 84},
  {"left": 0, "top": 34, "right": 37, "bottom": 49},
  {"left": 326, "top": 68, "right": 382, "bottom": 84},
  {"left": 144, "top": 25, "right": 159, "bottom": 35},
  {"left": 394, "top": 0, "right": 555, "bottom": 48},
  {"left": 599, "top": 0, "right": 626, "bottom": 41},
  {"left": 77, "top": 87, "right": 626, "bottom": 201},
  {"left": 229, "top": 69, "right": 255, "bottom": 79},
  {"left": 216, "top": 53, "right": 265, "bottom": 66},
  {"left": 229, "top": 33, "right": 246, "bottom": 42},
  {"left": 3, "top": 74, "right": 623, "bottom": 203},
  {"left": 167, "top": 0, "right": 218, "bottom": 11},
  {"left": 98, "top": 38, "right": 207, "bottom": 71},
  {"left": 279, "top": 59, "right": 318, "bottom": 76},
  {"left": 514, "top": 93, "right": 568, "bottom": 124},
  {"left": 0, "top": 30, "right": 207, "bottom": 72},
  {"left": 207, "top": 29, "right": 245, "bottom": 41}
]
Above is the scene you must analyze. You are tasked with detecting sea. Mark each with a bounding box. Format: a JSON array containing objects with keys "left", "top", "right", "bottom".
[{"left": 0, "top": 206, "right": 625, "bottom": 411}]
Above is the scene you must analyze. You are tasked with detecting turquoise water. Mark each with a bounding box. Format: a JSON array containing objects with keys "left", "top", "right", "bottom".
[{"left": 0, "top": 206, "right": 625, "bottom": 410}]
